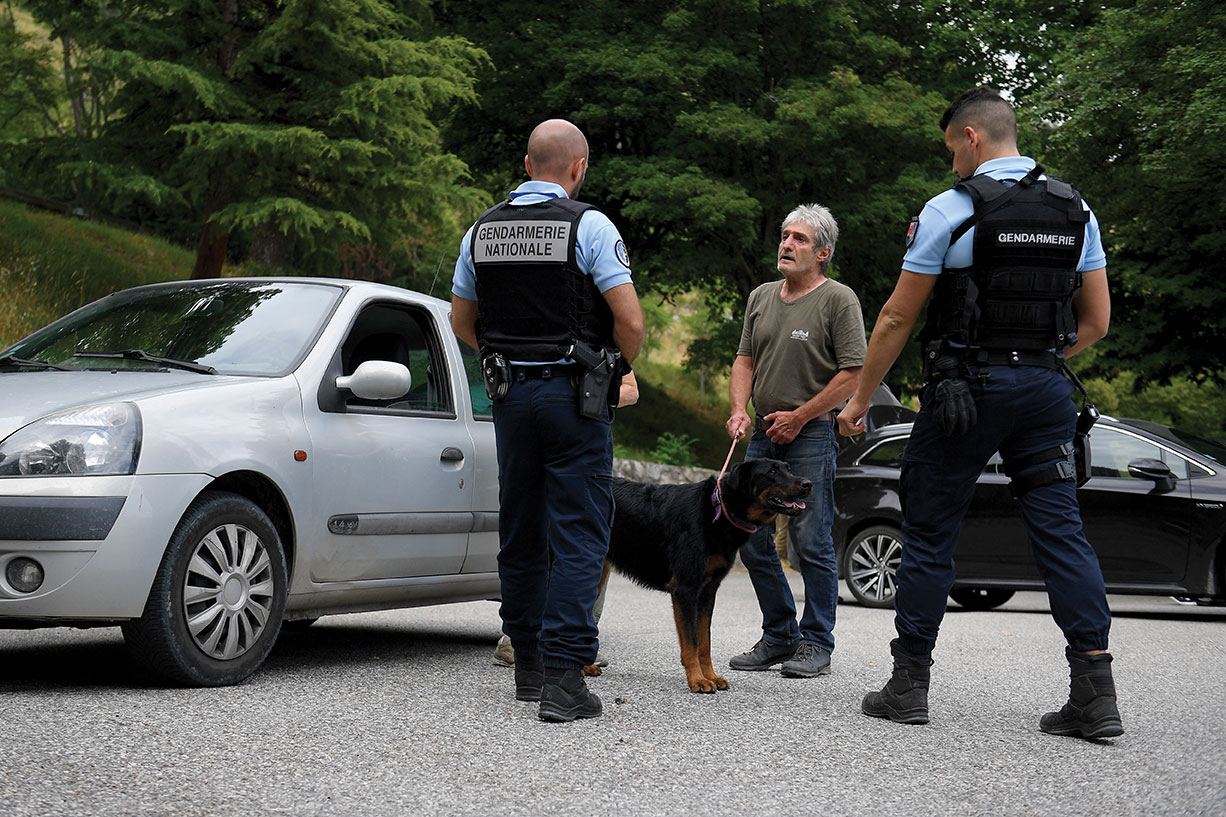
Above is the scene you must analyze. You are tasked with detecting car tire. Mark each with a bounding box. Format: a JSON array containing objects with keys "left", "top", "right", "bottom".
[
  {"left": 122, "top": 491, "right": 288, "bottom": 687},
  {"left": 948, "top": 587, "right": 1015, "bottom": 611},
  {"left": 842, "top": 525, "right": 903, "bottom": 608}
]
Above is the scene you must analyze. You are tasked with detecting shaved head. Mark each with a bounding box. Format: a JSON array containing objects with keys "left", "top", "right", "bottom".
[
  {"left": 940, "top": 86, "right": 1018, "bottom": 147},
  {"left": 526, "top": 119, "right": 589, "bottom": 180}
]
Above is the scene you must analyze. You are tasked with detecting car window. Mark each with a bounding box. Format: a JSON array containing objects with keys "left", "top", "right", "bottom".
[
  {"left": 858, "top": 437, "right": 908, "bottom": 468},
  {"left": 1089, "top": 427, "right": 1189, "bottom": 479},
  {"left": 340, "top": 304, "right": 452, "bottom": 414},
  {"left": 4, "top": 282, "right": 341, "bottom": 376},
  {"left": 459, "top": 343, "right": 493, "bottom": 420}
]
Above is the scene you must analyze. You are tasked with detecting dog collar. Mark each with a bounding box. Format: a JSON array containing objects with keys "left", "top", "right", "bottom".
[{"left": 712, "top": 479, "right": 759, "bottom": 533}]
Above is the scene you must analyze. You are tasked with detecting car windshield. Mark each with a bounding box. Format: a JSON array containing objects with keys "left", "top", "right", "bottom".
[
  {"left": 1119, "top": 418, "right": 1226, "bottom": 465},
  {"left": 2, "top": 281, "right": 342, "bottom": 376}
]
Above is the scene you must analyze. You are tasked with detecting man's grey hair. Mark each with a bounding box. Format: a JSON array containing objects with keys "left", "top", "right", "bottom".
[{"left": 782, "top": 204, "right": 838, "bottom": 271}]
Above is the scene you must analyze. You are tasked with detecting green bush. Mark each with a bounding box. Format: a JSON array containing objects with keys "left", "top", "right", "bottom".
[{"left": 651, "top": 432, "right": 699, "bottom": 467}]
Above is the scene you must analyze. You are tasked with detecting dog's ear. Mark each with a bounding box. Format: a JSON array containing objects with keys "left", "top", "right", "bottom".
[{"left": 723, "top": 460, "right": 750, "bottom": 495}]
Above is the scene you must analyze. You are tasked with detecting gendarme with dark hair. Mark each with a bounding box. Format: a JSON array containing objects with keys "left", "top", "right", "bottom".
[{"left": 840, "top": 86, "right": 1123, "bottom": 741}]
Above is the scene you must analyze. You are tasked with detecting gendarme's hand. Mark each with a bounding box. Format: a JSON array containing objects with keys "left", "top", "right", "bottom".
[
  {"left": 839, "top": 395, "right": 870, "bottom": 436},
  {"left": 932, "top": 377, "right": 977, "bottom": 437}
]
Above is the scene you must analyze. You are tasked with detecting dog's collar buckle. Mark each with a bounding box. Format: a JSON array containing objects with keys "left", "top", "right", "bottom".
[{"left": 712, "top": 481, "right": 758, "bottom": 533}]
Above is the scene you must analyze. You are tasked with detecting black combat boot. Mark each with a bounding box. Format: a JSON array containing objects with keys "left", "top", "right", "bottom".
[
  {"left": 1040, "top": 648, "right": 1124, "bottom": 739},
  {"left": 514, "top": 650, "right": 543, "bottom": 702},
  {"left": 538, "top": 667, "right": 602, "bottom": 722},
  {"left": 862, "top": 638, "right": 932, "bottom": 724}
]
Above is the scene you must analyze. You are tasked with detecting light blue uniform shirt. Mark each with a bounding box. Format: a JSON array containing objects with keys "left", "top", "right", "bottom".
[
  {"left": 902, "top": 156, "right": 1107, "bottom": 275},
  {"left": 451, "top": 180, "right": 632, "bottom": 300}
]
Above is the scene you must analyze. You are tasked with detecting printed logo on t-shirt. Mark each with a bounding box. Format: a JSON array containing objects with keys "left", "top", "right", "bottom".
[{"left": 790, "top": 329, "right": 809, "bottom": 341}]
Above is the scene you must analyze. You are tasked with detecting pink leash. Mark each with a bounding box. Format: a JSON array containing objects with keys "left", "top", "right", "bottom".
[{"left": 712, "top": 432, "right": 757, "bottom": 533}]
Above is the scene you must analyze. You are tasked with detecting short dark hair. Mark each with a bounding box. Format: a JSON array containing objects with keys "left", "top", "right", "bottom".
[{"left": 939, "top": 86, "right": 1017, "bottom": 144}]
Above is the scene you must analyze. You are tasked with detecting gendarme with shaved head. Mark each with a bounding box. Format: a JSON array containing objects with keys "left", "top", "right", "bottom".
[
  {"left": 526, "top": 119, "right": 590, "bottom": 190},
  {"left": 449, "top": 117, "right": 644, "bottom": 724}
]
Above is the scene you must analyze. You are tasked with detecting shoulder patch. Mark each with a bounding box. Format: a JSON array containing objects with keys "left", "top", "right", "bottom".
[
  {"left": 906, "top": 216, "right": 919, "bottom": 248},
  {"left": 615, "top": 239, "right": 630, "bottom": 269}
]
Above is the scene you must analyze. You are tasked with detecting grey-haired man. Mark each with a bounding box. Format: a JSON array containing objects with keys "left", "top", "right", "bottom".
[{"left": 725, "top": 204, "right": 866, "bottom": 678}]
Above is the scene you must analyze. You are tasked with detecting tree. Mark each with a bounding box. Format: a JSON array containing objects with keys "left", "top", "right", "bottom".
[
  {"left": 1031, "top": 0, "right": 1226, "bottom": 385},
  {"left": 11, "top": 0, "right": 487, "bottom": 279},
  {"left": 433, "top": 0, "right": 1057, "bottom": 390},
  {"left": 0, "top": 4, "right": 62, "bottom": 146}
]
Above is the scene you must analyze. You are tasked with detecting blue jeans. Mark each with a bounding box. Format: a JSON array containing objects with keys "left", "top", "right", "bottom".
[
  {"left": 896, "top": 365, "right": 1111, "bottom": 656},
  {"left": 492, "top": 374, "right": 613, "bottom": 670},
  {"left": 739, "top": 419, "right": 839, "bottom": 654}
]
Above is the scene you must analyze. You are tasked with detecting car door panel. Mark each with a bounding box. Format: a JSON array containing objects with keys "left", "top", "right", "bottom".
[{"left": 304, "top": 301, "right": 473, "bottom": 582}]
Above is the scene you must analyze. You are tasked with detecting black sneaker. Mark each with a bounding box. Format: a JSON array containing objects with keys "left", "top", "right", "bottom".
[
  {"left": 728, "top": 638, "right": 799, "bottom": 671},
  {"left": 539, "top": 668, "right": 602, "bottom": 722},
  {"left": 780, "top": 644, "right": 831, "bottom": 678}
]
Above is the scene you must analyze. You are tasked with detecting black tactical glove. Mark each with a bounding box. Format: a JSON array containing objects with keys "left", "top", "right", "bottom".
[{"left": 932, "top": 377, "right": 977, "bottom": 437}]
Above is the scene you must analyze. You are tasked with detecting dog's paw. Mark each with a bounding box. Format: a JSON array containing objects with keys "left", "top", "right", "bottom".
[
  {"left": 709, "top": 674, "right": 729, "bottom": 691},
  {"left": 581, "top": 663, "right": 603, "bottom": 677},
  {"left": 687, "top": 676, "right": 718, "bottom": 694}
]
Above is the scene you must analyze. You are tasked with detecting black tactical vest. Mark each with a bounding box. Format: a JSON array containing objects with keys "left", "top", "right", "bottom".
[
  {"left": 471, "top": 197, "right": 615, "bottom": 361},
  {"left": 919, "top": 165, "right": 1089, "bottom": 367}
]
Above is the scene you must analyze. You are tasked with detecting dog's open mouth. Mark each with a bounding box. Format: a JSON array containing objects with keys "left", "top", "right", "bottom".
[{"left": 766, "top": 495, "right": 807, "bottom": 516}]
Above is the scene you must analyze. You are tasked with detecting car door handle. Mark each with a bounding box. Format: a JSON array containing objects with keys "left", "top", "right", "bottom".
[{"left": 440, "top": 447, "right": 465, "bottom": 462}]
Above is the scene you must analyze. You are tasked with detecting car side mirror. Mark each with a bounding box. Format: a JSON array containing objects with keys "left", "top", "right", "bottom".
[
  {"left": 335, "top": 360, "right": 412, "bottom": 400},
  {"left": 1127, "top": 457, "right": 1176, "bottom": 494}
]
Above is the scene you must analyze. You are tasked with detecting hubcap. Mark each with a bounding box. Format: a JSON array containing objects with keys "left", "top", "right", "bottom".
[
  {"left": 849, "top": 532, "right": 902, "bottom": 604},
  {"left": 182, "top": 523, "right": 275, "bottom": 660}
]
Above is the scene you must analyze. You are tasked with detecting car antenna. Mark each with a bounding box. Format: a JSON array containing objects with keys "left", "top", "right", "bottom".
[{"left": 427, "top": 252, "right": 446, "bottom": 298}]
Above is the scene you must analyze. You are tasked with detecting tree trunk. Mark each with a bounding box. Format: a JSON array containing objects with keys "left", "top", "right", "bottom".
[
  {"left": 61, "top": 36, "right": 85, "bottom": 138},
  {"left": 191, "top": 218, "right": 229, "bottom": 279},
  {"left": 191, "top": 0, "right": 242, "bottom": 281},
  {"left": 249, "top": 223, "right": 292, "bottom": 271}
]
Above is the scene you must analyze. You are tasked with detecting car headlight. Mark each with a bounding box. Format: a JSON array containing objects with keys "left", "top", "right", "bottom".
[{"left": 0, "top": 403, "right": 142, "bottom": 476}]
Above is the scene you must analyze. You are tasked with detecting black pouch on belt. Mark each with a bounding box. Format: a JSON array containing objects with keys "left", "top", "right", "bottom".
[
  {"left": 567, "top": 340, "right": 614, "bottom": 420},
  {"left": 1073, "top": 402, "right": 1099, "bottom": 487},
  {"left": 481, "top": 352, "right": 511, "bottom": 401}
]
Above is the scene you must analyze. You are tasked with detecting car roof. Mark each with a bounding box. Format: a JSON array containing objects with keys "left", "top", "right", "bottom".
[{"left": 115, "top": 277, "right": 449, "bottom": 310}]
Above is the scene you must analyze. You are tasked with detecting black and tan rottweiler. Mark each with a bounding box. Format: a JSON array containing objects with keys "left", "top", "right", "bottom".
[{"left": 591, "top": 458, "right": 811, "bottom": 693}]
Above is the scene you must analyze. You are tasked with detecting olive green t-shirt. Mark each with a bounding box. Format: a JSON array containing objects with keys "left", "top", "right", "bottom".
[{"left": 736, "top": 278, "right": 867, "bottom": 416}]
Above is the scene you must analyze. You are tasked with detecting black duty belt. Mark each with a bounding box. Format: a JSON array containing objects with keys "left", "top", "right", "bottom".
[
  {"left": 972, "top": 349, "right": 1063, "bottom": 369},
  {"left": 511, "top": 364, "right": 584, "bottom": 381}
]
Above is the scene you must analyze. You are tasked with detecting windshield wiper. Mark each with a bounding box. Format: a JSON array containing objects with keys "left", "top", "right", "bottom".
[
  {"left": 73, "top": 348, "right": 216, "bottom": 375},
  {"left": 0, "top": 355, "right": 75, "bottom": 371}
]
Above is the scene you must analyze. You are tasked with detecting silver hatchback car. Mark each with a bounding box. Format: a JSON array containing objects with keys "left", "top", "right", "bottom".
[{"left": 0, "top": 278, "right": 500, "bottom": 685}]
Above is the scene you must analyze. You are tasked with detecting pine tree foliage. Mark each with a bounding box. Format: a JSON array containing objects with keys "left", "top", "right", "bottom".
[
  {"left": 1032, "top": 0, "right": 1226, "bottom": 384},
  {"left": 12, "top": 0, "right": 486, "bottom": 277}
]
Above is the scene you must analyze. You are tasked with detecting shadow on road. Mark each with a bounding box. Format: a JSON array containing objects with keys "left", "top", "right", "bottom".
[{"left": 0, "top": 617, "right": 502, "bottom": 690}]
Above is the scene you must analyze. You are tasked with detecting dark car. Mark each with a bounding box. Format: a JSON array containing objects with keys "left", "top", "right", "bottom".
[{"left": 831, "top": 416, "right": 1226, "bottom": 610}]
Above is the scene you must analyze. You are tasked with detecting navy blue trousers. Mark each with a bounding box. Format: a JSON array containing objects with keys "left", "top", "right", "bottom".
[
  {"left": 492, "top": 374, "right": 613, "bottom": 670},
  {"left": 895, "top": 365, "right": 1111, "bottom": 656}
]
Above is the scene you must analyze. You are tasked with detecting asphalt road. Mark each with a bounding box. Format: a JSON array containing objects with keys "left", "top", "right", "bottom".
[{"left": 3, "top": 572, "right": 1224, "bottom": 817}]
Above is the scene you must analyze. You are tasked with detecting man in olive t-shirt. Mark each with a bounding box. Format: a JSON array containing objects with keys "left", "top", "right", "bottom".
[{"left": 725, "top": 203, "right": 866, "bottom": 679}]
